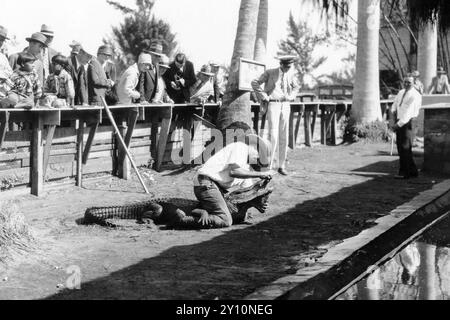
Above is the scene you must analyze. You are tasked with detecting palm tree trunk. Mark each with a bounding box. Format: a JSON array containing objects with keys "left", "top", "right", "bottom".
[
  {"left": 418, "top": 242, "right": 437, "bottom": 300},
  {"left": 418, "top": 22, "right": 438, "bottom": 92},
  {"left": 254, "top": 0, "right": 268, "bottom": 62},
  {"left": 352, "top": 0, "right": 382, "bottom": 123},
  {"left": 217, "top": 0, "right": 260, "bottom": 131}
]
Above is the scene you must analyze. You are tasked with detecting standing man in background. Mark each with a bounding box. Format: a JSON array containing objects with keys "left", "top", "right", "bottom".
[
  {"left": 390, "top": 75, "right": 421, "bottom": 180},
  {"left": 0, "top": 26, "right": 13, "bottom": 78},
  {"left": 163, "top": 53, "right": 197, "bottom": 104},
  {"left": 251, "top": 55, "right": 299, "bottom": 176},
  {"left": 39, "top": 24, "right": 58, "bottom": 80}
]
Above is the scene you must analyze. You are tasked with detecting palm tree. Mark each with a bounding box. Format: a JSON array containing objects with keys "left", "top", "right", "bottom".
[
  {"left": 418, "top": 22, "right": 438, "bottom": 92},
  {"left": 217, "top": 0, "right": 260, "bottom": 131},
  {"left": 352, "top": 0, "right": 382, "bottom": 122},
  {"left": 254, "top": 0, "right": 268, "bottom": 62}
]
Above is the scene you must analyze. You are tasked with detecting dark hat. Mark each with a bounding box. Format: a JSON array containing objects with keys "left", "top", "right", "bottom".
[
  {"left": 97, "top": 45, "right": 113, "bottom": 56},
  {"left": 0, "top": 25, "right": 9, "bottom": 40},
  {"left": 277, "top": 55, "right": 297, "bottom": 64},
  {"left": 26, "top": 32, "right": 48, "bottom": 47},
  {"left": 40, "top": 24, "right": 54, "bottom": 37},
  {"left": 438, "top": 66, "right": 446, "bottom": 74},
  {"left": 17, "top": 52, "right": 38, "bottom": 66},
  {"left": 148, "top": 42, "right": 163, "bottom": 57}
]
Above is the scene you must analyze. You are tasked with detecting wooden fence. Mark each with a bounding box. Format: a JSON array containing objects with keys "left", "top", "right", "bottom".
[{"left": 0, "top": 100, "right": 393, "bottom": 196}]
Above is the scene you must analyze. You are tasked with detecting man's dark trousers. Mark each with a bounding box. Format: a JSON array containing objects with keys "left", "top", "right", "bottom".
[{"left": 396, "top": 120, "right": 418, "bottom": 178}]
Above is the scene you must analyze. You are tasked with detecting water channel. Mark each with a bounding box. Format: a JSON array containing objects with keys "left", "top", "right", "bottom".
[{"left": 337, "top": 216, "right": 450, "bottom": 300}]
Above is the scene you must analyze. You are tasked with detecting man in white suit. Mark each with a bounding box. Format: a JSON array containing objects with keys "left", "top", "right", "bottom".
[{"left": 251, "top": 55, "right": 300, "bottom": 176}]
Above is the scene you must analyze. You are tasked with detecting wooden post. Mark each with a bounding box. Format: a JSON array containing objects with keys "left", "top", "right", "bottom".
[
  {"left": 294, "top": 107, "right": 304, "bottom": 147},
  {"left": 43, "top": 125, "right": 56, "bottom": 178},
  {"left": 30, "top": 115, "right": 44, "bottom": 196},
  {"left": 0, "top": 111, "right": 9, "bottom": 149},
  {"left": 304, "top": 112, "right": 312, "bottom": 147},
  {"left": 118, "top": 108, "right": 139, "bottom": 179},
  {"left": 288, "top": 106, "right": 295, "bottom": 149},
  {"left": 253, "top": 105, "right": 260, "bottom": 134},
  {"left": 82, "top": 122, "right": 99, "bottom": 165},
  {"left": 150, "top": 109, "right": 159, "bottom": 162},
  {"left": 321, "top": 106, "right": 327, "bottom": 145},
  {"left": 329, "top": 109, "right": 337, "bottom": 146},
  {"left": 76, "top": 120, "right": 85, "bottom": 187},
  {"left": 155, "top": 106, "right": 173, "bottom": 172}
]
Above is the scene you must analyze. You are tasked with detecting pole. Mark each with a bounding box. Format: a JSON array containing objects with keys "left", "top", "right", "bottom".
[
  {"left": 101, "top": 97, "right": 150, "bottom": 194},
  {"left": 390, "top": 131, "right": 395, "bottom": 156}
]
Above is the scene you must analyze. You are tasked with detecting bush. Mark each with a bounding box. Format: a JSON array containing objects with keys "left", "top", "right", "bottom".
[
  {"left": 0, "top": 201, "right": 35, "bottom": 265},
  {"left": 342, "top": 118, "right": 392, "bottom": 143}
]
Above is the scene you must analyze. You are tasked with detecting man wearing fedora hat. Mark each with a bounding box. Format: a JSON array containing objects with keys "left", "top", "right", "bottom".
[
  {"left": 173, "top": 128, "right": 273, "bottom": 229},
  {"left": 9, "top": 32, "right": 47, "bottom": 86},
  {"left": 0, "top": 26, "right": 13, "bottom": 81},
  {"left": 97, "top": 45, "right": 117, "bottom": 105},
  {"left": 75, "top": 47, "right": 113, "bottom": 106},
  {"left": 163, "top": 52, "right": 197, "bottom": 104},
  {"left": 190, "top": 64, "right": 215, "bottom": 104},
  {"left": 40, "top": 24, "right": 58, "bottom": 80},
  {"left": 428, "top": 66, "right": 450, "bottom": 95},
  {"left": 252, "top": 55, "right": 300, "bottom": 176},
  {"left": 152, "top": 54, "right": 173, "bottom": 104},
  {"left": 136, "top": 41, "right": 164, "bottom": 103}
]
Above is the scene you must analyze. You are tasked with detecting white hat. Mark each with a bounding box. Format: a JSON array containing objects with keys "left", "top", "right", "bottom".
[{"left": 138, "top": 53, "right": 153, "bottom": 65}]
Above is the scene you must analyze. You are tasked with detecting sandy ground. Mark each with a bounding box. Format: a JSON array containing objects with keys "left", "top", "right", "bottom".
[{"left": 0, "top": 141, "right": 444, "bottom": 300}]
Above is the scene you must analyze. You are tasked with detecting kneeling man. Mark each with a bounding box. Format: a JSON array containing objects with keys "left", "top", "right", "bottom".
[{"left": 180, "top": 129, "right": 273, "bottom": 228}]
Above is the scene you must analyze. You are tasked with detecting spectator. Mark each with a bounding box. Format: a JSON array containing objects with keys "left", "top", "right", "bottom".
[
  {"left": 163, "top": 53, "right": 197, "bottom": 104},
  {"left": 1, "top": 52, "right": 42, "bottom": 109},
  {"left": 152, "top": 55, "right": 173, "bottom": 104},
  {"left": 39, "top": 24, "right": 58, "bottom": 80},
  {"left": 190, "top": 65, "right": 215, "bottom": 104},
  {"left": 43, "top": 54, "right": 75, "bottom": 107},
  {"left": 116, "top": 53, "right": 152, "bottom": 105},
  {"left": 251, "top": 55, "right": 300, "bottom": 176},
  {"left": 390, "top": 75, "right": 421, "bottom": 179},
  {"left": 428, "top": 67, "right": 450, "bottom": 94},
  {"left": 97, "top": 45, "right": 117, "bottom": 105},
  {"left": 137, "top": 41, "right": 164, "bottom": 103},
  {"left": 9, "top": 32, "right": 47, "bottom": 85},
  {"left": 209, "top": 61, "right": 222, "bottom": 104},
  {"left": 0, "top": 26, "right": 13, "bottom": 80},
  {"left": 411, "top": 71, "right": 424, "bottom": 95}
]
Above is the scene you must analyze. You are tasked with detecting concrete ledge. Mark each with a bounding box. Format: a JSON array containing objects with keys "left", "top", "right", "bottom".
[{"left": 246, "top": 179, "right": 450, "bottom": 300}]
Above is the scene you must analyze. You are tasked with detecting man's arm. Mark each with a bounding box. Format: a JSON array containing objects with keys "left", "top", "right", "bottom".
[
  {"left": 230, "top": 167, "right": 271, "bottom": 180},
  {"left": 89, "top": 62, "right": 109, "bottom": 89},
  {"left": 251, "top": 71, "right": 270, "bottom": 102},
  {"left": 123, "top": 71, "right": 141, "bottom": 100}
]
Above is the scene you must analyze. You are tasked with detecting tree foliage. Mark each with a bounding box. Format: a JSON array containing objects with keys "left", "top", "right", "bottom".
[
  {"left": 278, "top": 13, "right": 329, "bottom": 89},
  {"left": 107, "top": 0, "right": 177, "bottom": 59}
]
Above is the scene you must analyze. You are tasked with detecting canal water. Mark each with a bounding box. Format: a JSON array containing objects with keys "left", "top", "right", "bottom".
[{"left": 337, "top": 216, "right": 450, "bottom": 300}]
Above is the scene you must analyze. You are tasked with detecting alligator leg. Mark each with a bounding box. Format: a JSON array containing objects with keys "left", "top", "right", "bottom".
[{"left": 141, "top": 203, "right": 164, "bottom": 224}]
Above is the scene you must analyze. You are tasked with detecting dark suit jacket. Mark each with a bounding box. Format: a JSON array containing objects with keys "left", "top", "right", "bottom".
[
  {"left": 87, "top": 58, "right": 110, "bottom": 105},
  {"left": 137, "top": 67, "right": 158, "bottom": 103},
  {"left": 75, "top": 66, "right": 88, "bottom": 105},
  {"left": 163, "top": 60, "right": 197, "bottom": 103}
]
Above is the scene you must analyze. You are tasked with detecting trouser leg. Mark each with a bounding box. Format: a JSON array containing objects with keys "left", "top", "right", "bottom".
[
  {"left": 278, "top": 102, "right": 291, "bottom": 169},
  {"left": 194, "top": 180, "right": 233, "bottom": 228},
  {"left": 263, "top": 102, "right": 281, "bottom": 169},
  {"left": 397, "top": 121, "right": 418, "bottom": 177}
]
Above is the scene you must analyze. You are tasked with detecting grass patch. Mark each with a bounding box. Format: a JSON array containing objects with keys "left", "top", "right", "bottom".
[{"left": 0, "top": 201, "right": 35, "bottom": 265}]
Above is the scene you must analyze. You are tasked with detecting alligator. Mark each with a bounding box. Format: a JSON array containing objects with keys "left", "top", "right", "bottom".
[{"left": 84, "top": 178, "right": 273, "bottom": 229}]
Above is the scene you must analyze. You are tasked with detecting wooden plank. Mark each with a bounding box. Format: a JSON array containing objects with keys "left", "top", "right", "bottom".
[
  {"left": 0, "top": 111, "right": 10, "bottom": 150},
  {"left": 76, "top": 121, "right": 84, "bottom": 187},
  {"left": 155, "top": 107, "right": 173, "bottom": 172},
  {"left": 30, "top": 115, "right": 44, "bottom": 196},
  {"left": 82, "top": 121, "right": 99, "bottom": 165},
  {"left": 304, "top": 112, "right": 312, "bottom": 147},
  {"left": 119, "top": 109, "right": 139, "bottom": 179},
  {"left": 43, "top": 125, "right": 56, "bottom": 177},
  {"left": 289, "top": 110, "right": 295, "bottom": 149}
]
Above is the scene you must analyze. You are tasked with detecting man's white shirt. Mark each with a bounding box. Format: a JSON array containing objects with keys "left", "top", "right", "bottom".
[{"left": 391, "top": 88, "right": 422, "bottom": 127}]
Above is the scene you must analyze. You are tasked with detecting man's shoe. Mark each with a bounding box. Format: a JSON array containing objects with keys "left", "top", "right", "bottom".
[{"left": 278, "top": 168, "right": 289, "bottom": 176}]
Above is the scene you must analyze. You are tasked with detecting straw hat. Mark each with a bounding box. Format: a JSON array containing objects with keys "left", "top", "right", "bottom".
[
  {"left": 148, "top": 42, "right": 164, "bottom": 57},
  {"left": 97, "top": 45, "right": 113, "bottom": 56},
  {"left": 200, "top": 64, "right": 215, "bottom": 77},
  {"left": 138, "top": 53, "right": 153, "bottom": 65}
]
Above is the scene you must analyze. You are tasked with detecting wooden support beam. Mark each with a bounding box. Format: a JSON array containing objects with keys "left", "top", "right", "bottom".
[
  {"left": 118, "top": 108, "right": 139, "bottom": 179},
  {"left": 76, "top": 120, "right": 85, "bottom": 187},
  {"left": 82, "top": 121, "right": 99, "bottom": 165},
  {"left": 30, "top": 115, "right": 44, "bottom": 196},
  {"left": 289, "top": 108, "right": 295, "bottom": 149},
  {"left": 150, "top": 110, "right": 159, "bottom": 162},
  {"left": 304, "top": 112, "right": 313, "bottom": 147},
  {"left": 294, "top": 110, "right": 304, "bottom": 147},
  {"left": 43, "top": 125, "right": 56, "bottom": 178},
  {"left": 191, "top": 105, "right": 205, "bottom": 165},
  {"left": 253, "top": 107, "right": 260, "bottom": 134},
  {"left": 0, "top": 111, "right": 10, "bottom": 149},
  {"left": 329, "top": 110, "right": 337, "bottom": 146},
  {"left": 155, "top": 106, "right": 173, "bottom": 172}
]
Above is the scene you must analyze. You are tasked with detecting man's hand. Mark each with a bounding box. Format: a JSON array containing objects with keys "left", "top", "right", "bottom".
[
  {"left": 259, "top": 172, "right": 273, "bottom": 181},
  {"left": 171, "top": 81, "right": 181, "bottom": 90},
  {"left": 198, "top": 211, "right": 210, "bottom": 227},
  {"left": 178, "top": 78, "right": 185, "bottom": 87},
  {"left": 392, "top": 123, "right": 400, "bottom": 131}
]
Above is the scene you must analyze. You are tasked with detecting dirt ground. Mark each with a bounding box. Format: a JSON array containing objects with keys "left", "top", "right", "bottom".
[{"left": 0, "top": 141, "right": 444, "bottom": 300}]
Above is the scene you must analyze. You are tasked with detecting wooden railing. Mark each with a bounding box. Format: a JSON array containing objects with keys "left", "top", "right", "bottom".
[{"left": 0, "top": 100, "right": 393, "bottom": 196}]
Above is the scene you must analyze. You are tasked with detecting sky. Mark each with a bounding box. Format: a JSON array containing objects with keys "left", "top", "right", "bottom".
[{"left": 0, "top": 0, "right": 357, "bottom": 74}]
